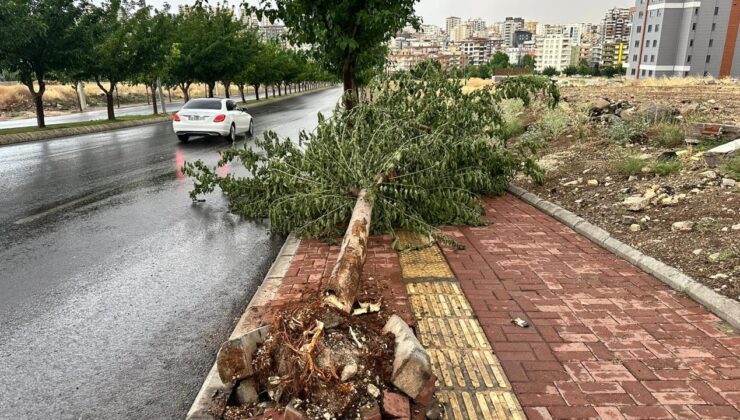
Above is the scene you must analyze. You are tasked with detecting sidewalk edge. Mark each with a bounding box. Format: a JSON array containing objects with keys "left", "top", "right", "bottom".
[
  {"left": 509, "top": 184, "right": 740, "bottom": 330},
  {"left": 186, "top": 233, "right": 300, "bottom": 420}
]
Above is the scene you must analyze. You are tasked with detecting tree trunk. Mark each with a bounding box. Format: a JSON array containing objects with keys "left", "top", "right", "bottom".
[
  {"left": 253, "top": 84, "right": 260, "bottom": 101},
  {"left": 238, "top": 84, "right": 246, "bottom": 102},
  {"left": 224, "top": 81, "right": 231, "bottom": 98},
  {"left": 150, "top": 82, "right": 158, "bottom": 115},
  {"left": 167, "top": 87, "right": 172, "bottom": 103},
  {"left": 32, "top": 92, "right": 45, "bottom": 128},
  {"left": 277, "top": 84, "right": 282, "bottom": 96},
  {"left": 323, "top": 189, "right": 373, "bottom": 313},
  {"left": 271, "top": 85, "right": 276, "bottom": 97},
  {"left": 264, "top": 85, "right": 269, "bottom": 99},
  {"left": 179, "top": 82, "right": 191, "bottom": 102},
  {"left": 106, "top": 92, "right": 115, "bottom": 120},
  {"left": 207, "top": 82, "right": 215, "bottom": 98}
]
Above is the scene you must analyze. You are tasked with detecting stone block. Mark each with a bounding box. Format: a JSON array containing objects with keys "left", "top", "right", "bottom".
[
  {"left": 216, "top": 326, "right": 269, "bottom": 383},
  {"left": 382, "top": 390, "right": 410, "bottom": 419},
  {"left": 382, "top": 315, "right": 433, "bottom": 400}
]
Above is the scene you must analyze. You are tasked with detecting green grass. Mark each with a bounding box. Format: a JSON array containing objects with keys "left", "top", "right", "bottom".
[
  {"left": 653, "top": 122, "right": 685, "bottom": 147},
  {"left": 721, "top": 155, "right": 740, "bottom": 180},
  {"left": 653, "top": 160, "right": 682, "bottom": 176},
  {"left": 613, "top": 155, "right": 645, "bottom": 176},
  {"left": 0, "top": 113, "right": 168, "bottom": 136}
]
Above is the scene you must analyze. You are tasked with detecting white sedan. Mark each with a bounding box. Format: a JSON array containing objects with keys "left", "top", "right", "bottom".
[{"left": 172, "top": 98, "right": 254, "bottom": 143}]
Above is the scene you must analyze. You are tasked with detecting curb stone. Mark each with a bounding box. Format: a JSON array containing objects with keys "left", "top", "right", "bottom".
[
  {"left": 186, "top": 234, "right": 300, "bottom": 420},
  {"left": 509, "top": 184, "right": 740, "bottom": 331},
  {"left": 0, "top": 115, "right": 172, "bottom": 146}
]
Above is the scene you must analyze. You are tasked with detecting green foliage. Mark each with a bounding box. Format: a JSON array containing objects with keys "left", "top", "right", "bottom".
[
  {"left": 603, "top": 117, "right": 649, "bottom": 144},
  {"left": 613, "top": 156, "right": 645, "bottom": 176},
  {"left": 654, "top": 123, "right": 685, "bottom": 147},
  {"left": 541, "top": 66, "right": 559, "bottom": 77},
  {"left": 721, "top": 155, "right": 740, "bottom": 180},
  {"left": 254, "top": 0, "right": 420, "bottom": 95},
  {"left": 602, "top": 66, "right": 625, "bottom": 78},
  {"left": 184, "top": 65, "right": 544, "bottom": 245},
  {"left": 562, "top": 66, "right": 578, "bottom": 77},
  {"left": 490, "top": 51, "right": 511, "bottom": 69},
  {"left": 536, "top": 107, "right": 570, "bottom": 140},
  {"left": 653, "top": 160, "right": 682, "bottom": 176},
  {"left": 0, "top": 0, "right": 85, "bottom": 126},
  {"left": 519, "top": 55, "right": 536, "bottom": 71},
  {"left": 494, "top": 75, "right": 560, "bottom": 108},
  {"left": 497, "top": 99, "right": 525, "bottom": 140},
  {"left": 409, "top": 60, "right": 443, "bottom": 79}
]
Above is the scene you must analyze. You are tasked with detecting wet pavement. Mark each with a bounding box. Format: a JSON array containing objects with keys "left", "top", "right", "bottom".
[{"left": 0, "top": 88, "right": 342, "bottom": 419}]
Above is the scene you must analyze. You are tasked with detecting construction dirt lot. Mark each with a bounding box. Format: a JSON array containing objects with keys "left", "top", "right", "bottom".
[{"left": 515, "top": 77, "right": 740, "bottom": 302}]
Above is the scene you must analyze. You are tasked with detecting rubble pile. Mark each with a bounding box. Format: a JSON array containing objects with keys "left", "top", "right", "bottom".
[{"left": 214, "top": 299, "right": 435, "bottom": 420}]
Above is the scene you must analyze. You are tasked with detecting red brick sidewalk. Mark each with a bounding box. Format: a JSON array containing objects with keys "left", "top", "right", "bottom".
[{"left": 440, "top": 195, "right": 740, "bottom": 419}]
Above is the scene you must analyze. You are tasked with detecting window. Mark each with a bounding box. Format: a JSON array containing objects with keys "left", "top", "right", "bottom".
[
  {"left": 709, "top": 39, "right": 714, "bottom": 47},
  {"left": 648, "top": 25, "right": 653, "bottom": 32},
  {"left": 644, "top": 54, "right": 648, "bottom": 62},
  {"left": 635, "top": 40, "right": 640, "bottom": 48},
  {"left": 633, "top": 54, "right": 638, "bottom": 61},
  {"left": 706, "top": 55, "right": 711, "bottom": 63},
  {"left": 637, "top": 26, "right": 642, "bottom": 33},
  {"left": 712, "top": 23, "right": 716, "bottom": 31},
  {"left": 649, "top": 70, "right": 653, "bottom": 76},
  {"left": 655, "top": 24, "right": 660, "bottom": 32},
  {"left": 684, "top": 71, "right": 689, "bottom": 77},
  {"left": 639, "top": 11, "right": 644, "bottom": 18},
  {"left": 631, "top": 68, "right": 637, "bottom": 75},
  {"left": 715, "top": 6, "right": 719, "bottom": 15},
  {"left": 687, "top": 55, "right": 692, "bottom": 62},
  {"left": 641, "top": 69, "right": 646, "bottom": 76},
  {"left": 695, "top": 8, "right": 699, "bottom": 15},
  {"left": 653, "top": 40, "right": 658, "bottom": 47},
  {"left": 690, "top": 39, "right": 694, "bottom": 47},
  {"left": 692, "top": 23, "right": 697, "bottom": 30},
  {"left": 651, "top": 55, "right": 655, "bottom": 62}
]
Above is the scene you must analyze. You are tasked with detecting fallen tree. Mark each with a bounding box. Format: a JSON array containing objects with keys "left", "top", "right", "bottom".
[{"left": 184, "top": 67, "right": 558, "bottom": 312}]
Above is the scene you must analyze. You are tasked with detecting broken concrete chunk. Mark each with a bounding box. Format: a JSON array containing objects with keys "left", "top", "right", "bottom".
[
  {"left": 704, "top": 138, "right": 740, "bottom": 167},
  {"left": 382, "top": 315, "right": 433, "bottom": 400},
  {"left": 623, "top": 196, "right": 649, "bottom": 211},
  {"left": 672, "top": 221, "right": 694, "bottom": 232},
  {"left": 340, "top": 363, "right": 358, "bottom": 382},
  {"left": 284, "top": 399, "right": 307, "bottom": 420},
  {"left": 216, "top": 326, "right": 269, "bottom": 383},
  {"left": 382, "top": 390, "right": 410, "bottom": 419},
  {"left": 233, "top": 378, "right": 259, "bottom": 405}
]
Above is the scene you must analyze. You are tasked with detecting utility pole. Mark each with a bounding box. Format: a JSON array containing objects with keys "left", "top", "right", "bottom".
[{"left": 157, "top": 79, "right": 167, "bottom": 113}]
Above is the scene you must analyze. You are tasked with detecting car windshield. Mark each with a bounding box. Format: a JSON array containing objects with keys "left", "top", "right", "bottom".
[{"left": 182, "top": 99, "right": 222, "bottom": 110}]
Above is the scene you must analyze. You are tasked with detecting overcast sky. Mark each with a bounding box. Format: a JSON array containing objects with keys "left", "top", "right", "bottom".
[{"left": 154, "top": 0, "right": 635, "bottom": 25}]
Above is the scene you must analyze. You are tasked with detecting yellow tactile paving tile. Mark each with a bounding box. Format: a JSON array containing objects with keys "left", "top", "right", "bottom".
[
  {"left": 398, "top": 232, "right": 523, "bottom": 419},
  {"left": 436, "top": 391, "right": 525, "bottom": 420},
  {"left": 396, "top": 231, "right": 455, "bottom": 280}
]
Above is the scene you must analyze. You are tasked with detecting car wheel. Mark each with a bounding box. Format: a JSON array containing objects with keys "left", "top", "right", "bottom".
[
  {"left": 177, "top": 134, "right": 189, "bottom": 143},
  {"left": 226, "top": 124, "right": 236, "bottom": 142},
  {"left": 248, "top": 120, "right": 254, "bottom": 137}
]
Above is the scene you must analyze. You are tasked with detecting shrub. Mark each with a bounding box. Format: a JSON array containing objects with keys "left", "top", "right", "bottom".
[
  {"left": 537, "top": 107, "right": 570, "bottom": 140},
  {"left": 603, "top": 117, "right": 649, "bottom": 144},
  {"left": 614, "top": 156, "right": 645, "bottom": 176},
  {"left": 653, "top": 160, "right": 682, "bottom": 176},
  {"left": 496, "top": 99, "right": 525, "bottom": 140},
  {"left": 721, "top": 155, "right": 740, "bottom": 180},
  {"left": 654, "top": 123, "right": 685, "bottom": 147}
]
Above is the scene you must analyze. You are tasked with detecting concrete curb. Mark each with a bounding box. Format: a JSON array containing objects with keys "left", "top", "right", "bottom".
[
  {"left": 186, "top": 234, "right": 300, "bottom": 420},
  {"left": 0, "top": 115, "right": 172, "bottom": 146},
  {"left": 509, "top": 184, "right": 740, "bottom": 330}
]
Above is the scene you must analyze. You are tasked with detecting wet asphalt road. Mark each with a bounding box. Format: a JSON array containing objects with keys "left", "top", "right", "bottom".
[{"left": 0, "top": 88, "right": 342, "bottom": 419}]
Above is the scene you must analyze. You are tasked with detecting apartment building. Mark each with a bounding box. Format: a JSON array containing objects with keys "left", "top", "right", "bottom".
[
  {"left": 535, "top": 34, "right": 579, "bottom": 72},
  {"left": 627, "top": 0, "right": 740, "bottom": 78},
  {"left": 446, "top": 16, "right": 462, "bottom": 34},
  {"left": 457, "top": 38, "right": 495, "bottom": 66},
  {"left": 502, "top": 17, "right": 525, "bottom": 47}
]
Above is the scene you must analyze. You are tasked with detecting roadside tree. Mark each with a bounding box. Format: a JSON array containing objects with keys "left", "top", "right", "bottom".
[{"left": 0, "top": 0, "right": 84, "bottom": 127}]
